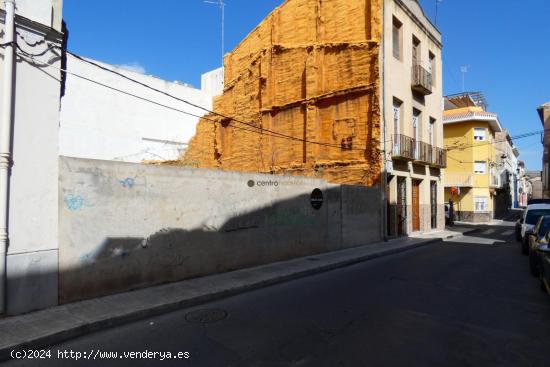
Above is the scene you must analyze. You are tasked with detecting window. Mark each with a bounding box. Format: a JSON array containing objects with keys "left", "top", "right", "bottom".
[
  {"left": 413, "top": 109, "right": 421, "bottom": 159},
  {"left": 474, "top": 161, "right": 486, "bottom": 174},
  {"left": 429, "top": 117, "right": 436, "bottom": 146},
  {"left": 413, "top": 109, "right": 421, "bottom": 140},
  {"left": 392, "top": 99, "right": 402, "bottom": 155},
  {"left": 392, "top": 17, "right": 402, "bottom": 60},
  {"left": 393, "top": 98, "right": 402, "bottom": 135},
  {"left": 474, "top": 197, "right": 489, "bottom": 212},
  {"left": 428, "top": 52, "right": 436, "bottom": 86},
  {"left": 412, "top": 36, "right": 421, "bottom": 66},
  {"left": 474, "top": 128, "right": 486, "bottom": 141}
]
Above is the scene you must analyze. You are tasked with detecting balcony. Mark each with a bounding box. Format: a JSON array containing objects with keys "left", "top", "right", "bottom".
[
  {"left": 416, "top": 141, "right": 432, "bottom": 164},
  {"left": 411, "top": 64, "right": 433, "bottom": 95},
  {"left": 432, "top": 147, "right": 447, "bottom": 168},
  {"left": 445, "top": 173, "right": 474, "bottom": 188},
  {"left": 392, "top": 134, "right": 416, "bottom": 160},
  {"left": 392, "top": 134, "right": 447, "bottom": 168}
]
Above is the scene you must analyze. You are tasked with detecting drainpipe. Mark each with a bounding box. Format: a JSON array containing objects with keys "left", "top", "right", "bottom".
[
  {"left": 0, "top": 0, "right": 16, "bottom": 314},
  {"left": 380, "top": 1, "right": 388, "bottom": 242}
]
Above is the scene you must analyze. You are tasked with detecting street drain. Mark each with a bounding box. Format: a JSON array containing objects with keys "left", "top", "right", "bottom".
[{"left": 185, "top": 309, "right": 228, "bottom": 324}]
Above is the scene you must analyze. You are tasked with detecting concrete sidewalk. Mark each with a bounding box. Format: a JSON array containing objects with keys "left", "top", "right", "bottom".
[
  {"left": 0, "top": 228, "right": 474, "bottom": 361},
  {"left": 453, "top": 220, "right": 516, "bottom": 227}
]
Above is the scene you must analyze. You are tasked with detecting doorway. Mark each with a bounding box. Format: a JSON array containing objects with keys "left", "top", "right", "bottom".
[
  {"left": 430, "top": 181, "right": 437, "bottom": 229},
  {"left": 412, "top": 180, "right": 421, "bottom": 232},
  {"left": 397, "top": 177, "right": 407, "bottom": 236}
]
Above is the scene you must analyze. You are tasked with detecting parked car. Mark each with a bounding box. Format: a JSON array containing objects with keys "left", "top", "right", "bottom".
[
  {"left": 528, "top": 199, "right": 550, "bottom": 205},
  {"left": 536, "top": 244, "right": 550, "bottom": 294},
  {"left": 527, "top": 215, "right": 550, "bottom": 276},
  {"left": 516, "top": 204, "right": 550, "bottom": 254}
]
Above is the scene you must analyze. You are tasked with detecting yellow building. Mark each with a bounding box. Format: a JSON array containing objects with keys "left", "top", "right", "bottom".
[{"left": 443, "top": 93, "right": 502, "bottom": 222}]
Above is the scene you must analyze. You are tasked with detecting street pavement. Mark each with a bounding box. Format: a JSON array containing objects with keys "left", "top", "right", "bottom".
[{"left": 4, "top": 224, "right": 550, "bottom": 367}]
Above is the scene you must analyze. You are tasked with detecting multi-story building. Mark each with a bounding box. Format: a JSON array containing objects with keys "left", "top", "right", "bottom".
[
  {"left": 443, "top": 92, "right": 502, "bottom": 222},
  {"left": 526, "top": 170, "right": 543, "bottom": 200},
  {"left": 182, "top": 0, "right": 446, "bottom": 237},
  {"left": 538, "top": 102, "right": 550, "bottom": 198},
  {"left": 494, "top": 129, "right": 520, "bottom": 212},
  {"left": 517, "top": 161, "right": 530, "bottom": 207},
  {"left": 383, "top": 0, "right": 445, "bottom": 236}
]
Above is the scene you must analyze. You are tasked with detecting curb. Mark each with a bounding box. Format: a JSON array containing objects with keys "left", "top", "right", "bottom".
[{"left": 0, "top": 235, "right": 457, "bottom": 361}]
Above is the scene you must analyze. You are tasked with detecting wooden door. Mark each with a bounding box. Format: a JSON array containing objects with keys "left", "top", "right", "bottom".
[{"left": 412, "top": 180, "right": 421, "bottom": 232}]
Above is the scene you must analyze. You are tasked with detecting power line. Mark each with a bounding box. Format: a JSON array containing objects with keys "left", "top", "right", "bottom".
[
  {"left": 16, "top": 47, "right": 371, "bottom": 153},
  {"left": 446, "top": 129, "right": 545, "bottom": 152},
  {"left": 15, "top": 45, "right": 547, "bottom": 162},
  {"left": 64, "top": 50, "right": 374, "bottom": 152}
]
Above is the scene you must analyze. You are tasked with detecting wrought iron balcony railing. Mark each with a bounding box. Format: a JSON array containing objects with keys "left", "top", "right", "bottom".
[
  {"left": 432, "top": 146, "right": 447, "bottom": 168},
  {"left": 392, "top": 134, "right": 416, "bottom": 160},
  {"left": 391, "top": 134, "right": 446, "bottom": 168},
  {"left": 411, "top": 64, "right": 433, "bottom": 95}
]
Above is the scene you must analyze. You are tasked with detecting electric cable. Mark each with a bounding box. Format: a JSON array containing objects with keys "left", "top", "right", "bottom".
[{"left": 16, "top": 48, "right": 371, "bottom": 152}]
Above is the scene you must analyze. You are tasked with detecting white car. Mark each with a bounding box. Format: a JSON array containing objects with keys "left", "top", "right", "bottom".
[{"left": 518, "top": 204, "right": 550, "bottom": 254}]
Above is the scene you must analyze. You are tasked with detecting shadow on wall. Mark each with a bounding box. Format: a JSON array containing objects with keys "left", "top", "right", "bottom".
[
  {"left": 6, "top": 157, "right": 382, "bottom": 315},
  {"left": 29, "top": 158, "right": 382, "bottom": 311},
  {"left": 57, "top": 187, "right": 380, "bottom": 305}
]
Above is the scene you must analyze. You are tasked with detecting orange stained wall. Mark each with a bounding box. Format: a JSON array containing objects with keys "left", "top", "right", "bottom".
[{"left": 181, "top": 0, "right": 383, "bottom": 186}]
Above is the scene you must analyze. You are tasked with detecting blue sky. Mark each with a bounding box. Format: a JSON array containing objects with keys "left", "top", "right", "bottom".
[{"left": 63, "top": 0, "right": 549, "bottom": 170}]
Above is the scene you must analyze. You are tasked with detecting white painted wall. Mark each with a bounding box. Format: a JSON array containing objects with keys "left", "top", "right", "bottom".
[
  {"left": 60, "top": 54, "right": 214, "bottom": 163},
  {"left": 201, "top": 67, "right": 224, "bottom": 97},
  {"left": 1, "top": 3, "right": 63, "bottom": 314}
]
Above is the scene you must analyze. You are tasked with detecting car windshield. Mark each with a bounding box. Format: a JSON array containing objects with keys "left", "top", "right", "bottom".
[
  {"left": 540, "top": 220, "right": 550, "bottom": 236},
  {"left": 526, "top": 209, "right": 550, "bottom": 225}
]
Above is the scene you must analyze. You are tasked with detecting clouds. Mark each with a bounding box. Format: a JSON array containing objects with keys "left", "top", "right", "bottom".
[{"left": 115, "top": 62, "right": 146, "bottom": 74}]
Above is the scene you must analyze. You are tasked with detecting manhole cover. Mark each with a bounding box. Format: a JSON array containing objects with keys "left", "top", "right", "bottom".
[{"left": 185, "top": 309, "right": 228, "bottom": 324}]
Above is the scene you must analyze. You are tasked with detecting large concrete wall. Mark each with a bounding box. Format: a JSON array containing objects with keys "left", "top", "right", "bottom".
[
  {"left": 181, "top": 0, "right": 383, "bottom": 186},
  {"left": 59, "top": 157, "right": 381, "bottom": 303}
]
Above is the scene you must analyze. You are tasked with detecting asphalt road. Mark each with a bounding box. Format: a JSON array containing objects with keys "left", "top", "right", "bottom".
[{"left": 5, "top": 224, "right": 550, "bottom": 367}]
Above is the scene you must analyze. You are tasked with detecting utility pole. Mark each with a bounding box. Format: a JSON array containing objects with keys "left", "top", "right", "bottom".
[{"left": 205, "top": 0, "right": 226, "bottom": 67}]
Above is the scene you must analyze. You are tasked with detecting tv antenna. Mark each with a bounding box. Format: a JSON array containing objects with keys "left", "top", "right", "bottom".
[
  {"left": 460, "top": 65, "right": 469, "bottom": 92},
  {"left": 204, "top": 0, "right": 226, "bottom": 67}
]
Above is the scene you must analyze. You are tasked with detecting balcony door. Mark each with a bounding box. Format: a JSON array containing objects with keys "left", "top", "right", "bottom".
[
  {"left": 393, "top": 100, "right": 401, "bottom": 155},
  {"left": 413, "top": 109, "right": 421, "bottom": 160}
]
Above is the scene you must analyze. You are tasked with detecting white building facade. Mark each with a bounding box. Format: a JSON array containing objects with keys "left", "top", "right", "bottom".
[
  {"left": 60, "top": 55, "right": 215, "bottom": 163},
  {"left": 1, "top": 0, "right": 64, "bottom": 314},
  {"left": 495, "top": 129, "right": 520, "bottom": 209},
  {"left": 382, "top": 0, "right": 445, "bottom": 237}
]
